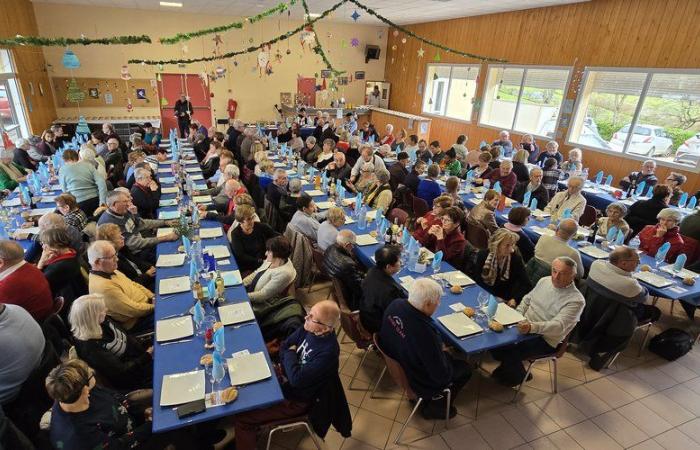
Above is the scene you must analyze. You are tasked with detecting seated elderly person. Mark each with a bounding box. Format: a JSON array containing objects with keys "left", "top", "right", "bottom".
[
  {"left": 23, "top": 212, "right": 86, "bottom": 264},
  {"left": 197, "top": 164, "right": 240, "bottom": 197},
  {"left": 620, "top": 159, "right": 657, "bottom": 192},
  {"left": 413, "top": 195, "right": 453, "bottom": 243},
  {"left": 504, "top": 206, "right": 535, "bottom": 262},
  {"left": 232, "top": 300, "right": 342, "bottom": 449},
  {"left": 360, "top": 246, "right": 407, "bottom": 334},
  {"left": 69, "top": 294, "right": 152, "bottom": 390},
  {"left": 266, "top": 169, "right": 289, "bottom": 208},
  {"left": 404, "top": 159, "right": 426, "bottom": 195},
  {"left": 380, "top": 278, "right": 471, "bottom": 419},
  {"left": 419, "top": 206, "right": 466, "bottom": 267},
  {"left": 55, "top": 193, "right": 88, "bottom": 232},
  {"left": 230, "top": 204, "right": 279, "bottom": 273},
  {"left": 244, "top": 236, "right": 297, "bottom": 303},
  {"left": 37, "top": 228, "right": 87, "bottom": 306},
  {"left": 380, "top": 124, "right": 395, "bottom": 146},
  {"left": 87, "top": 240, "right": 155, "bottom": 332},
  {"left": 535, "top": 140, "right": 563, "bottom": 167},
  {"left": 417, "top": 164, "right": 443, "bottom": 208},
  {"left": 199, "top": 179, "right": 247, "bottom": 233},
  {"left": 484, "top": 159, "right": 517, "bottom": 197},
  {"left": 317, "top": 206, "right": 346, "bottom": 251},
  {"left": 560, "top": 148, "right": 583, "bottom": 175},
  {"left": 289, "top": 195, "right": 322, "bottom": 241},
  {"left": 492, "top": 130, "right": 514, "bottom": 158},
  {"left": 129, "top": 168, "right": 161, "bottom": 220},
  {"left": 626, "top": 184, "right": 671, "bottom": 236},
  {"left": 491, "top": 257, "right": 584, "bottom": 386},
  {"left": 544, "top": 176, "right": 586, "bottom": 222},
  {"left": 581, "top": 247, "right": 661, "bottom": 370},
  {"left": 364, "top": 168, "right": 393, "bottom": 212},
  {"left": 0, "top": 148, "right": 29, "bottom": 191},
  {"left": 473, "top": 229, "right": 531, "bottom": 304},
  {"left": 512, "top": 167, "right": 549, "bottom": 210},
  {"left": 638, "top": 208, "right": 684, "bottom": 263},
  {"left": 350, "top": 161, "right": 377, "bottom": 195},
  {"left": 279, "top": 178, "right": 303, "bottom": 226},
  {"left": 466, "top": 189, "right": 499, "bottom": 233},
  {"left": 324, "top": 151, "right": 352, "bottom": 187},
  {"left": 315, "top": 138, "right": 336, "bottom": 170},
  {"left": 349, "top": 145, "right": 386, "bottom": 184},
  {"left": 301, "top": 136, "right": 321, "bottom": 164},
  {"left": 96, "top": 223, "right": 154, "bottom": 291},
  {"left": 322, "top": 230, "right": 365, "bottom": 310},
  {"left": 665, "top": 172, "right": 687, "bottom": 206},
  {"left": 533, "top": 218, "right": 585, "bottom": 279},
  {"left": 0, "top": 240, "right": 53, "bottom": 322},
  {"left": 596, "top": 202, "right": 630, "bottom": 238}
]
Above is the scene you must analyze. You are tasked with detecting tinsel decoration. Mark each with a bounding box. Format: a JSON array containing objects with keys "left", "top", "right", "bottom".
[
  {"left": 348, "top": 0, "right": 506, "bottom": 62},
  {"left": 0, "top": 34, "right": 151, "bottom": 47},
  {"left": 159, "top": 0, "right": 299, "bottom": 45},
  {"left": 301, "top": 0, "right": 344, "bottom": 76}
]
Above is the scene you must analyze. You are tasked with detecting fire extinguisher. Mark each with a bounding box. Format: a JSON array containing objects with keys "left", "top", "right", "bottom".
[{"left": 227, "top": 99, "right": 238, "bottom": 119}]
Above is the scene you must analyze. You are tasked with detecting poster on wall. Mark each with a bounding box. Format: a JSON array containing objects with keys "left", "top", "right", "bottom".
[
  {"left": 338, "top": 76, "right": 349, "bottom": 86},
  {"left": 104, "top": 92, "right": 113, "bottom": 105},
  {"left": 355, "top": 71, "right": 365, "bottom": 80},
  {"left": 88, "top": 88, "right": 99, "bottom": 99},
  {"left": 280, "top": 92, "right": 292, "bottom": 107},
  {"left": 320, "top": 70, "right": 331, "bottom": 79},
  {"left": 136, "top": 88, "right": 146, "bottom": 100}
]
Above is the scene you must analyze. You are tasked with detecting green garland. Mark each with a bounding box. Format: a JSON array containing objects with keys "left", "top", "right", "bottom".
[
  {"left": 348, "top": 0, "right": 507, "bottom": 63},
  {"left": 301, "top": 0, "right": 344, "bottom": 76},
  {"left": 0, "top": 34, "right": 151, "bottom": 47},
  {"left": 129, "top": 0, "right": 348, "bottom": 65},
  {"left": 159, "top": 0, "right": 299, "bottom": 45}
]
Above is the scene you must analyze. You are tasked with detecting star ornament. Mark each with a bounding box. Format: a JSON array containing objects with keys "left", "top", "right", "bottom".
[
  {"left": 351, "top": 10, "right": 360, "bottom": 21},
  {"left": 351, "top": 38, "right": 360, "bottom": 47},
  {"left": 417, "top": 47, "right": 425, "bottom": 58}
]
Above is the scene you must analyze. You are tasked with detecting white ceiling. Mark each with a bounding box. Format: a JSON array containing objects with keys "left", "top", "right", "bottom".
[{"left": 32, "top": 0, "right": 589, "bottom": 25}]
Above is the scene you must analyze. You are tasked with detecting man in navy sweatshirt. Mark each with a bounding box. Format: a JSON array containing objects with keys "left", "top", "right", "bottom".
[
  {"left": 379, "top": 279, "right": 471, "bottom": 420},
  {"left": 232, "top": 300, "right": 340, "bottom": 449}
]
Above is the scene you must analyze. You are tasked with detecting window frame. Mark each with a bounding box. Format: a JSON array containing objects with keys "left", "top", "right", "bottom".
[
  {"left": 565, "top": 66, "right": 700, "bottom": 173},
  {"left": 420, "top": 63, "right": 481, "bottom": 124},
  {"left": 477, "top": 64, "right": 572, "bottom": 139},
  {"left": 0, "top": 49, "right": 30, "bottom": 141}
]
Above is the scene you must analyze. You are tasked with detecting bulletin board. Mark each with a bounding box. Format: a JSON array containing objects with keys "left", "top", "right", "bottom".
[{"left": 51, "top": 77, "right": 159, "bottom": 109}]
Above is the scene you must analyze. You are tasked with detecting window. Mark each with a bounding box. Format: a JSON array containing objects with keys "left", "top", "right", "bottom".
[
  {"left": 0, "top": 50, "right": 29, "bottom": 143},
  {"left": 421, "top": 64, "right": 479, "bottom": 122},
  {"left": 479, "top": 65, "right": 570, "bottom": 137},
  {"left": 568, "top": 69, "right": 700, "bottom": 170}
]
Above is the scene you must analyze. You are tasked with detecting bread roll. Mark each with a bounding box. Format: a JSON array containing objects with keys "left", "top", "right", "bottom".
[
  {"left": 463, "top": 307, "right": 475, "bottom": 318},
  {"left": 450, "top": 285, "right": 463, "bottom": 294},
  {"left": 489, "top": 320, "right": 504, "bottom": 332},
  {"left": 199, "top": 354, "right": 213, "bottom": 366},
  {"left": 683, "top": 277, "right": 696, "bottom": 286},
  {"left": 221, "top": 387, "right": 238, "bottom": 404}
]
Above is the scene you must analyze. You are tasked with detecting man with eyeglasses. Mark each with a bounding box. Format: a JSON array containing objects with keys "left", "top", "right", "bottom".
[
  {"left": 232, "top": 300, "right": 348, "bottom": 448},
  {"left": 87, "top": 240, "right": 154, "bottom": 333},
  {"left": 577, "top": 246, "right": 661, "bottom": 370}
]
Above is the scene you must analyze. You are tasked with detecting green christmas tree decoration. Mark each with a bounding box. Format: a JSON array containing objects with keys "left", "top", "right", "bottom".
[{"left": 66, "top": 78, "right": 86, "bottom": 103}]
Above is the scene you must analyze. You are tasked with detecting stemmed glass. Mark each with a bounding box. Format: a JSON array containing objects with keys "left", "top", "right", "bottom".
[
  {"left": 210, "top": 354, "right": 225, "bottom": 406},
  {"left": 476, "top": 292, "right": 489, "bottom": 323}
]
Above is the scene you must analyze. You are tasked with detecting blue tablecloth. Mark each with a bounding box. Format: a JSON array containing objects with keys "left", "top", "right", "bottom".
[{"left": 151, "top": 150, "right": 284, "bottom": 433}]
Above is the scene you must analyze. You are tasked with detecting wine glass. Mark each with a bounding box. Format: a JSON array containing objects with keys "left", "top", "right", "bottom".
[
  {"left": 476, "top": 292, "right": 489, "bottom": 322},
  {"left": 210, "top": 352, "right": 226, "bottom": 406}
]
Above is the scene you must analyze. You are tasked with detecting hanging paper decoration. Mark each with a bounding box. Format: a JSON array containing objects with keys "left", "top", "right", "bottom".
[
  {"left": 300, "top": 26, "right": 315, "bottom": 51},
  {"left": 351, "top": 38, "right": 360, "bottom": 47},
  {"left": 401, "top": 38, "right": 407, "bottom": 44},
  {"left": 392, "top": 30, "right": 399, "bottom": 37},
  {"left": 215, "top": 65, "right": 226, "bottom": 78},
  {"left": 157, "top": 63, "right": 164, "bottom": 71},
  {"left": 417, "top": 47, "right": 425, "bottom": 58},
  {"left": 274, "top": 48, "right": 282, "bottom": 63},
  {"left": 257, "top": 47, "right": 271, "bottom": 77},
  {"left": 434, "top": 50, "right": 442, "bottom": 62},
  {"left": 160, "top": 97, "right": 169, "bottom": 106},
  {"left": 351, "top": 10, "right": 361, "bottom": 21},
  {"left": 126, "top": 98, "right": 133, "bottom": 112},
  {"left": 391, "top": 44, "right": 397, "bottom": 51},
  {"left": 213, "top": 34, "right": 223, "bottom": 46},
  {"left": 120, "top": 65, "right": 132, "bottom": 80},
  {"left": 75, "top": 116, "right": 90, "bottom": 135},
  {"left": 181, "top": 44, "right": 189, "bottom": 54},
  {"left": 62, "top": 49, "right": 80, "bottom": 69},
  {"left": 66, "top": 78, "right": 85, "bottom": 103}
]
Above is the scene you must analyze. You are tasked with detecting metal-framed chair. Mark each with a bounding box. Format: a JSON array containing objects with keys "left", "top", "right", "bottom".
[
  {"left": 263, "top": 415, "right": 321, "bottom": 450},
  {"left": 578, "top": 205, "right": 598, "bottom": 227},
  {"left": 412, "top": 196, "right": 430, "bottom": 219},
  {"left": 606, "top": 315, "right": 657, "bottom": 368},
  {"left": 370, "top": 334, "right": 450, "bottom": 445},
  {"left": 512, "top": 336, "right": 570, "bottom": 402}
]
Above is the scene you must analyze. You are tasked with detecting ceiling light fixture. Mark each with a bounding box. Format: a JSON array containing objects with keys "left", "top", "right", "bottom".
[{"left": 160, "top": 1, "right": 183, "bottom": 7}]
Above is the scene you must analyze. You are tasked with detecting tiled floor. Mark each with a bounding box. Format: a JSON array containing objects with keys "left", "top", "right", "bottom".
[{"left": 266, "top": 284, "right": 700, "bottom": 449}]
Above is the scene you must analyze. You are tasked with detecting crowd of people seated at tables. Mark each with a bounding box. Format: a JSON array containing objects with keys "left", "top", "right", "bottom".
[{"left": 3, "top": 117, "right": 700, "bottom": 450}]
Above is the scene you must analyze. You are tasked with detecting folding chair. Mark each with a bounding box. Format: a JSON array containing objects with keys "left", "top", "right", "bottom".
[{"left": 512, "top": 336, "right": 570, "bottom": 402}]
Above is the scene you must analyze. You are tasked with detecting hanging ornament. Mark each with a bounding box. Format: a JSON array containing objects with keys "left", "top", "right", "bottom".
[
  {"left": 215, "top": 65, "right": 226, "bottom": 78},
  {"left": 233, "top": 60, "right": 239, "bottom": 67},
  {"left": 120, "top": 65, "right": 132, "bottom": 81},
  {"left": 66, "top": 78, "right": 85, "bottom": 103},
  {"left": 433, "top": 73, "right": 438, "bottom": 81},
  {"left": 286, "top": 48, "right": 291, "bottom": 55},
  {"left": 350, "top": 38, "right": 360, "bottom": 47},
  {"left": 341, "top": 40, "right": 347, "bottom": 49},
  {"left": 249, "top": 37, "right": 254, "bottom": 44},
  {"left": 126, "top": 98, "right": 133, "bottom": 112},
  {"left": 157, "top": 63, "right": 164, "bottom": 71},
  {"left": 257, "top": 48, "right": 270, "bottom": 77},
  {"left": 433, "top": 50, "right": 441, "bottom": 62},
  {"left": 300, "top": 26, "right": 315, "bottom": 51},
  {"left": 417, "top": 47, "right": 425, "bottom": 58},
  {"left": 155, "top": 73, "right": 161, "bottom": 82},
  {"left": 213, "top": 34, "right": 223, "bottom": 46},
  {"left": 351, "top": 10, "right": 360, "bottom": 21},
  {"left": 391, "top": 57, "right": 395, "bottom": 64},
  {"left": 181, "top": 44, "right": 188, "bottom": 54},
  {"left": 391, "top": 44, "right": 397, "bottom": 51},
  {"left": 401, "top": 38, "right": 407, "bottom": 44},
  {"left": 378, "top": 31, "right": 384, "bottom": 40},
  {"left": 428, "top": 98, "right": 433, "bottom": 105},
  {"left": 274, "top": 49, "right": 283, "bottom": 63},
  {"left": 62, "top": 49, "right": 80, "bottom": 69},
  {"left": 392, "top": 30, "right": 399, "bottom": 37},
  {"left": 76, "top": 116, "right": 90, "bottom": 134},
  {"left": 326, "top": 32, "right": 333, "bottom": 39},
  {"left": 199, "top": 71, "right": 208, "bottom": 86}
]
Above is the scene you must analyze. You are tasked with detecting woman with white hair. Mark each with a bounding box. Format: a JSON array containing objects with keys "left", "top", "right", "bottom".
[
  {"left": 70, "top": 294, "right": 153, "bottom": 390},
  {"left": 535, "top": 140, "right": 563, "bottom": 167},
  {"left": 380, "top": 123, "right": 395, "bottom": 146},
  {"left": 301, "top": 135, "right": 321, "bottom": 164},
  {"left": 560, "top": 148, "right": 583, "bottom": 177},
  {"left": 0, "top": 147, "right": 28, "bottom": 190},
  {"left": 638, "top": 208, "right": 685, "bottom": 263},
  {"left": 79, "top": 144, "right": 108, "bottom": 180},
  {"left": 596, "top": 202, "right": 630, "bottom": 238}
]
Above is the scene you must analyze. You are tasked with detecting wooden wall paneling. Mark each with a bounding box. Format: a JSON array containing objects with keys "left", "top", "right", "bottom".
[
  {"left": 0, "top": 0, "right": 57, "bottom": 134},
  {"left": 382, "top": 0, "right": 700, "bottom": 193}
]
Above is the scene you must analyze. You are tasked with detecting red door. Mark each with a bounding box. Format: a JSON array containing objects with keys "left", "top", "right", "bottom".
[
  {"left": 158, "top": 74, "right": 211, "bottom": 135},
  {"left": 297, "top": 77, "right": 316, "bottom": 107}
]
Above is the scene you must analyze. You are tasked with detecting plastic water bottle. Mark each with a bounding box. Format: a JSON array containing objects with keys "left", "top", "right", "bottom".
[
  {"left": 629, "top": 235, "right": 641, "bottom": 250},
  {"left": 358, "top": 205, "right": 367, "bottom": 231}
]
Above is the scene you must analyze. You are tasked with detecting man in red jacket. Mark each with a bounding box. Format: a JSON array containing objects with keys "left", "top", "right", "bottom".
[{"left": 0, "top": 240, "right": 53, "bottom": 321}]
